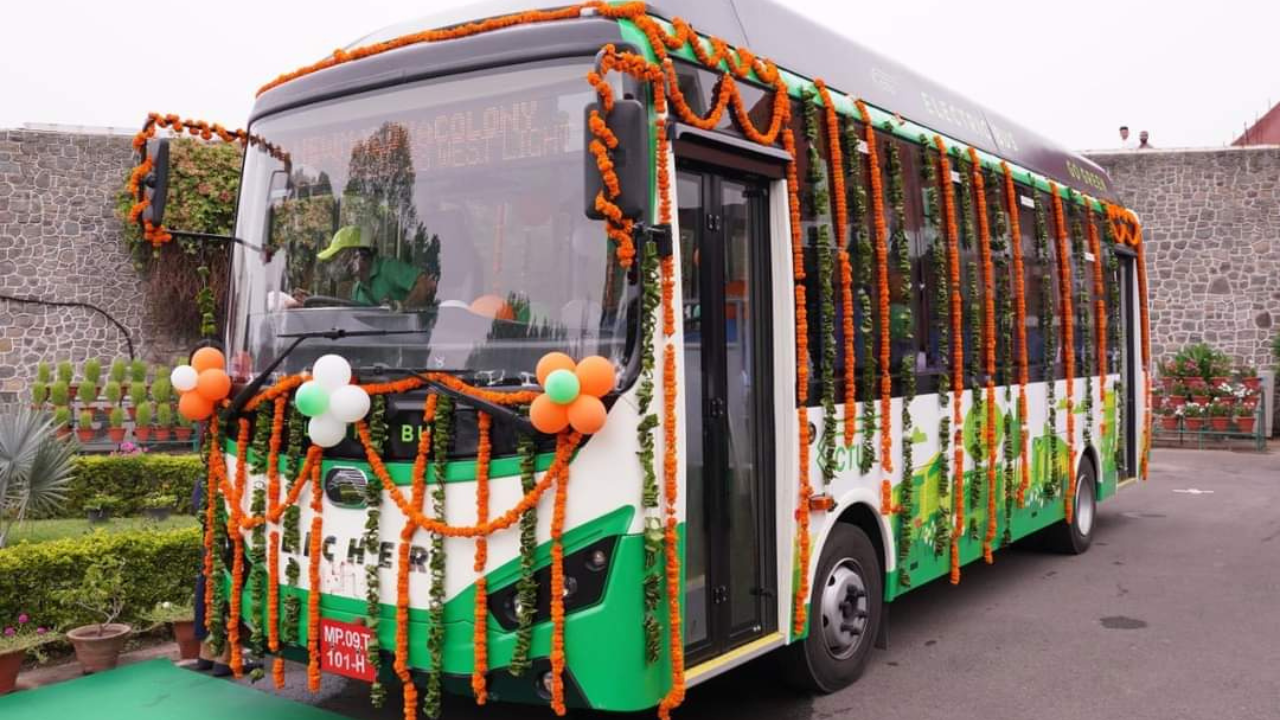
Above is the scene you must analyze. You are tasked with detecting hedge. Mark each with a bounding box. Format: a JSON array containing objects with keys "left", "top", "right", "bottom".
[
  {"left": 57, "top": 454, "right": 205, "bottom": 518},
  {"left": 0, "top": 526, "right": 201, "bottom": 631}
]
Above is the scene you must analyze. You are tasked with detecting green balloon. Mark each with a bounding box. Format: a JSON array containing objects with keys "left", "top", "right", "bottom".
[
  {"left": 294, "top": 381, "right": 329, "bottom": 418},
  {"left": 544, "top": 369, "right": 580, "bottom": 405}
]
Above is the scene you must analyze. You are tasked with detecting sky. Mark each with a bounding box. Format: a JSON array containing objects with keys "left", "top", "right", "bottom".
[{"left": 2, "top": 0, "right": 1278, "bottom": 150}]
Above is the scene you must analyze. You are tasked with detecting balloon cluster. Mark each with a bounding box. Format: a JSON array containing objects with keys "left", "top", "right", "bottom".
[
  {"left": 172, "top": 347, "right": 232, "bottom": 421},
  {"left": 529, "top": 353, "right": 615, "bottom": 435},
  {"left": 293, "top": 355, "right": 371, "bottom": 448}
]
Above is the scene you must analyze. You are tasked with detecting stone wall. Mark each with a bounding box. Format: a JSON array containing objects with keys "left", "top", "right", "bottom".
[
  {"left": 0, "top": 129, "right": 195, "bottom": 406},
  {"left": 1090, "top": 146, "right": 1280, "bottom": 435}
]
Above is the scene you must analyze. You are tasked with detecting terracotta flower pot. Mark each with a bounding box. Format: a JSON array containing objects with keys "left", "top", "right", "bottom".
[
  {"left": 0, "top": 648, "right": 23, "bottom": 695},
  {"left": 1242, "top": 377, "right": 1262, "bottom": 391},
  {"left": 172, "top": 620, "right": 200, "bottom": 660},
  {"left": 1170, "top": 396, "right": 1187, "bottom": 408},
  {"left": 1159, "top": 416, "right": 1180, "bottom": 431},
  {"left": 1192, "top": 395, "right": 1211, "bottom": 406},
  {"left": 1185, "top": 377, "right": 1206, "bottom": 389},
  {"left": 127, "top": 406, "right": 136, "bottom": 420},
  {"left": 153, "top": 428, "right": 171, "bottom": 442},
  {"left": 1210, "top": 417, "right": 1231, "bottom": 432},
  {"left": 135, "top": 427, "right": 152, "bottom": 442},
  {"left": 1184, "top": 418, "right": 1204, "bottom": 431},
  {"left": 1211, "top": 376, "right": 1231, "bottom": 386},
  {"left": 173, "top": 427, "right": 193, "bottom": 442},
  {"left": 1217, "top": 397, "right": 1235, "bottom": 408},
  {"left": 76, "top": 428, "right": 96, "bottom": 443},
  {"left": 108, "top": 427, "right": 127, "bottom": 443},
  {"left": 1235, "top": 417, "right": 1256, "bottom": 434},
  {"left": 56, "top": 426, "right": 72, "bottom": 440},
  {"left": 67, "top": 623, "right": 132, "bottom": 674}
]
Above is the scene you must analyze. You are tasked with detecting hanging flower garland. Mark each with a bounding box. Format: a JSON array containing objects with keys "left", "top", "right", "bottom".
[
  {"left": 815, "top": 81, "right": 856, "bottom": 447},
  {"left": 471, "top": 412, "right": 492, "bottom": 705},
  {"left": 933, "top": 136, "right": 966, "bottom": 584},
  {"left": 360, "top": 399, "right": 387, "bottom": 706},
  {"left": 423, "top": 396, "right": 454, "bottom": 719},
  {"left": 843, "top": 118, "right": 872, "bottom": 471},
  {"left": 1069, "top": 196, "right": 1095, "bottom": 489},
  {"left": 510, "top": 434, "right": 540, "bottom": 676},
  {"left": 1103, "top": 220, "right": 1126, "bottom": 471},
  {"left": 1049, "top": 183, "right": 1078, "bottom": 522},
  {"left": 967, "top": 148, "right": 998, "bottom": 564},
  {"left": 956, "top": 150, "right": 984, "bottom": 544},
  {"left": 227, "top": 419, "right": 250, "bottom": 677},
  {"left": 919, "top": 137, "right": 951, "bottom": 558},
  {"left": 984, "top": 167, "right": 1015, "bottom": 548},
  {"left": 635, "top": 246, "right": 662, "bottom": 664},
  {"left": 855, "top": 101, "right": 895, "bottom": 504},
  {"left": 1085, "top": 205, "right": 1109, "bottom": 445},
  {"left": 803, "top": 87, "right": 839, "bottom": 488},
  {"left": 1032, "top": 190, "right": 1060, "bottom": 502},
  {"left": 1000, "top": 163, "right": 1032, "bottom": 506},
  {"left": 885, "top": 124, "right": 914, "bottom": 587}
]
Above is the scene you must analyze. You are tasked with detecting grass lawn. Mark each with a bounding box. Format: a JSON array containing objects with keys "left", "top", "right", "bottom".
[{"left": 3, "top": 515, "right": 198, "bottom": 546}]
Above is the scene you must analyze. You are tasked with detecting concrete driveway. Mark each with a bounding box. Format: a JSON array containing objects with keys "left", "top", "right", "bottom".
[{"left": 243, "top": 447, "right": 1280, "bottom": 720}]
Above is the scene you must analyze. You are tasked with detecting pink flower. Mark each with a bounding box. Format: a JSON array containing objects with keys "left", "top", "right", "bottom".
[
  {"left": 3, "top": 627, "right": 13, "bottom": 637},
  {"left": 17, "top": 614, "right": 28, "bottom": 625},
  {"left": 36, "top": 627, "right": 47, "bottom": 635}
]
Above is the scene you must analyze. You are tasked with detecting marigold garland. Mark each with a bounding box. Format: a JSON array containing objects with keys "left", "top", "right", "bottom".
[
  {"left": 266, "top": 397, "right": 285, "bottom": 688},
  {"left": 1001, "top": 163, "right": 1032, "bottom": 506},
  {"left": 968, "top": 148, "right": 998, "bottom": 564},
  {"left": 815, "top": 80, "right": 856, "bottom": 447},
  {"left": 803, "top": 88, "right": 838, "bottom": 490},
  {"left": 934, "top": 136, "right": 965, "bottom": 584},
  {"left": 306, "top": 456, "right": 323, "bottom": 692},
  {"left": 471, "top": 412, "right": 492, "bottom": 705},
  {"left": 856, "top": 100, "right": 894, "bottom": 483},
  {"left": 227, "top": 418, "right": 250, "bottom": 677},
  {"left": 549, "top": 434, "right": 572, "bottom": 716},
  {"left": 1049, "top": 183, "right": 1078, "bottom": 522},
  {"left": 1085, "top": 206, "right": 1109, "bottom": 444},
  {"left": 886, "top": 125, "right": 914, "bottom": 586}
]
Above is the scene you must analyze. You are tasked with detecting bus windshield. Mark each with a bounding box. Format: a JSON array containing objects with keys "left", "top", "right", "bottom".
[{"left": 226, "top": 59, "right": 632, "bottom": 386}]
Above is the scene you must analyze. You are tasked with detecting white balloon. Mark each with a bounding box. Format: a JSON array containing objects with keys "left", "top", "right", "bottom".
[
  {"left": 308, "top": 414, "right": 348, "bottom": 448},
  {"left": 312, "top": 354, "right": 352, "bottom": 391},
  {"left": 329, "top": 385, "right": 371, "bottom": 423},
  {"left": 171, "top": 365, "right": 199, "bottom": 393}
]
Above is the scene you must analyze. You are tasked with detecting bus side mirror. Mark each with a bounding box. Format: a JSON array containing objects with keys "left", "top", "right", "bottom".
[
  {"left": 143, "top": 138, "right": 171, "bottom": 227},
  {"left": 583, "top": 99, "right": 649, "bottom": 221}
]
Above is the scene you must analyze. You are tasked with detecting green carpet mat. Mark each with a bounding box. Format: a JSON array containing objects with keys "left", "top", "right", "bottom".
[{"left": 0, "top": 659, "right": 346, "bottom": 720}]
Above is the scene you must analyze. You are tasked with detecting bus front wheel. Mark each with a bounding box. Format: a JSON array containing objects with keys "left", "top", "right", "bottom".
[
  {"left": 781, "top": 523, "right": 883, "bottom": 694},
  {"left": 1047, "top": 456, "right": 1097, "bottom": 554}
]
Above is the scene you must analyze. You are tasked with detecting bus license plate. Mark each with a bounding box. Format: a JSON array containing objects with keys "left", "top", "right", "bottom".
[{"left": 320, "top": 619, "right": 375, "bottom": 682}]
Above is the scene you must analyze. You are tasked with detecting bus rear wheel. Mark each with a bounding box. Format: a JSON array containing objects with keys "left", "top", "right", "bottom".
[
  {"left": 1047, "top": 456, "right": 1097, "bottom": 555},
  {"left": 781, "top": 523, "right": 882, "bottom": 694}
]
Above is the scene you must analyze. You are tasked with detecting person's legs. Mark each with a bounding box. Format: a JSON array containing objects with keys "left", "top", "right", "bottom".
[{"left": 193, "top": 571, "right": 214, "bottom": 670}]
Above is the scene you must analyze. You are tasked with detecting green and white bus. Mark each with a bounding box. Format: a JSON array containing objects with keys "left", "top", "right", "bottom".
[{"left": 157, "top": 0, "right": 1151, "bottom": 716}]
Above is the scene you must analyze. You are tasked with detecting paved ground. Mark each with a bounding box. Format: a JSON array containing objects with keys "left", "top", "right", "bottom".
[{"left": 230, "top": 447, "right": 1279, "bottom": 720}]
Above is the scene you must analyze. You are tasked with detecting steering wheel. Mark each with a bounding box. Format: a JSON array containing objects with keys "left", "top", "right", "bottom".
[{"left": 302, "top": 294, "right": 362, "bottom": 308}]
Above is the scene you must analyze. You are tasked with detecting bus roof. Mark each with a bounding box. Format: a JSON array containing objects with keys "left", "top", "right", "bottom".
[{"left": 338, "top": 0, "right": 1116, "bottom": 199}]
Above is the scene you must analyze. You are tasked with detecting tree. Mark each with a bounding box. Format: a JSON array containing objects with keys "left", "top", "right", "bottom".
[{"left": 0, "top": 409, "right": 76, "bottom": 547}]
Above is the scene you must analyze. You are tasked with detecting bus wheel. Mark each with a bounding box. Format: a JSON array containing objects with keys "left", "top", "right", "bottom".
[
  {"left": 781, "top": 523, "right": 882, "bottom": 694},
  {"left": 1047, "top": 456, "right": 1097, "bottom": 555}
]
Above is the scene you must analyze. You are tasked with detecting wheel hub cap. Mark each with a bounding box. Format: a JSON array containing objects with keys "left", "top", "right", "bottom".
[
  {"left": 1077, "top": 476, "right": 1095, "bottom": 536},
  {"left": 820, "top": 560, "right": 868, "bottom": 660}
]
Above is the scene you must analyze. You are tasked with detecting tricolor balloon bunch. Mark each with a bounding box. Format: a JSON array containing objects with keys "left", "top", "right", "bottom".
[
  {"left": 172, "top": 347, "right": 232, "bottom": 421},
  {"left": 529, "top": 353, "right": 616, "bottom": 435},
  {"left": 292, "top": 355, "right": 371, "bottom": 447}
]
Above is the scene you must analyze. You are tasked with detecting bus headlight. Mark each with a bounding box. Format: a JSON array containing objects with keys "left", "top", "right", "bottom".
[{"left": 487, "top": 535, "right": 617, "bottom": 631}]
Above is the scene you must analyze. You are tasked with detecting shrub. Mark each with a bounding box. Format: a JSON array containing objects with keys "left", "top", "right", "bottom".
[
  {"left": 129, "top": 382, "right": 147, "bottom": 407},
  {"left": 83, "top": 358, "right": 102, "bottom": 387},
  {"left": 156, "top": 404, "right": 173, "bottom": 429},
  {"left": 36, "top": 362, "right": 51, "bottom": 384},
  {"left": 152, "top": 376, "right": 172, "bottom": 404},
  {"left": 104, "top": 380, "right": 122, "bottom": 405},
  {"left": 141, "top": 492, "right": 174, "bottom": 510},
  {"left": 78, "top": 409, "right": 94, "bottom": 429},
  {"left": 53, "top": 406, "right": 71, "bottom": 429},
  {"left": 136, "top": 401, "right": 154, "bottom": 427},
  {"left": 56, "top": 362, "right": 73, "bottom": 385},
  {"left": 130, "top": 360, "right": 149, "bottom": 385},
  {"left": 84, "top": 493, "right": 119, "bottom": 513},
  {"left": 31, "top": 382, "right": 48, "bottom": 406},
  {"left": 50, "top": 382, "right": 69, "bottom": 407},
  {"left": 109, "top": 407, "right": 125, "bottom": 429},
  {"left": 57, "top": 454, "right": 204, "bottom": 517},
  {"left": 76, "top": 382, "right": 96, "bottom": 404},
  {"left": 0, "top": 526, "right": 201, "bottom": 631},
  {"left": 109, "top": 358, "right": 127, "bottom": 384}
]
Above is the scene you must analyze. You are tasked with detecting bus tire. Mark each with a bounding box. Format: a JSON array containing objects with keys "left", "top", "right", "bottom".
[
  {"left": 1047, "top": 455, "right": 1097, "bottom": 555},
  {"left": 781, "top": 523, "right": 882, "bottom": 694}
]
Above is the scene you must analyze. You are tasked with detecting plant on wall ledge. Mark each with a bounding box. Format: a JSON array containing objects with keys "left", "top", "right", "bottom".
[{"left": 115, "top": 137, "right": 242, "bottom": 339}]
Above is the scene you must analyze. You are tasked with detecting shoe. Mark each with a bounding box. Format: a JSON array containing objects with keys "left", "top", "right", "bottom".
[
  {"left": 194, "top": 658, "right": 214, "bottom": 671},
  {"left": 211, "top": 663, "right": 232, "bottom": 677}
]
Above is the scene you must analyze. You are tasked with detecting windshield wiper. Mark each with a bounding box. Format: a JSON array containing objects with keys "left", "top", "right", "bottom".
[
  {"left": 363, "top": 366, "right": 535, "bottom": 434},
  {"left": 222, "top": 327, "right": 439, "bottom": 420}
]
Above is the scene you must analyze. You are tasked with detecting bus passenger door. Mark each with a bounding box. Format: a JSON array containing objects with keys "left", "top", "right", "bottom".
[{"left": 676, "top": 163, "right": 778, "bottom": 666}]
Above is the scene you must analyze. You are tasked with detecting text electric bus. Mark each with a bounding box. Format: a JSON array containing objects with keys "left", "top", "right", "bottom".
[{"left": 167, "top": 0, "right": 1150, "bottom": 716}]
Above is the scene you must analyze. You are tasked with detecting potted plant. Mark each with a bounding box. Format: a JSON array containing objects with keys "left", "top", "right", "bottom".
[
  {"left": 1158, "top": 406, "right": 1181, "bottom": 431},
  {"left": 144, "top": 601, "right": 198, "bottom": 660},
  {"left": 1208, "top": 402, "right": 1232, "bottom": 432},
  {"left": 57, "top": 361, "right": 75, "bottom": 396},
  {"left": 128, "top": 382, "right": 147, "bottom": 420},
  {"left": 53, "top": 406, "right": 72, "bottom": 440},
  {"left": 76, "top": 380, "right": 97, "bottom": 411},
  {"left": 1235, "top": 404, "right": 1257, "bottom": 434},
  {"left": 83, "top": 358, "right": 102, "bottom": 396},
  {"left": 154, "top": 403, "right": 173, "bottom": 442},
  {"left": 107, "top": 407, "right": 127, "bottom": 444},
  {"left": 84, "top": 493, "right": 118, "bottom": 524},
  {"left": 1191, "top": 386, "right": 1211, "bottom": 406},
  {"left": 109, "top": 358, "right": 127, "bottom": 387},
  {"left": 1212, "top": 384, "right": 1235, "bottom": 408},
  {"left": 76, "top": 409, "right": 97, "bottom": 444},
  {"left": 60, "top": 556, "right": 132, "bottom": 674},
  {"left": 30, "top": 381, "right": 47, "bottom": 410},
  {"left": 130, "top": 359, "right": 149, "bottom": 391},
  {"left": 50, "top": 380, "right": 69, "bottom": 408},
  {"left": 103, "top": 380, "right": 122, "bottom": 411},
  {"left": 152, "top": 375, "right": 172, "bottom": 405},
  {"left": 1209, "top": 355, "right": 1234, "bottom": 385},
  {"left": 0, "top": 614, "right": 55, "bottom": 695},
  {"left": 1236, "top": 366, "right": 1262, "bottom": 391},
  {"left": 1169, "top": 382, "right": 1189, "bottom": 407},
  {"left": 134, "top": 402, "right": 154, "bottom": 442},
  {"left": 1183, "top": 403, "right": 1206, "bottom": 432},
  {"left": 141, "top": 492, "right": 174, "bottom": 522},
  {"left": 173, "top": 414, "right": 194, "bottom": 443},
  {"left": 36, "top": 361, "right": 51, "bottom": 385}
]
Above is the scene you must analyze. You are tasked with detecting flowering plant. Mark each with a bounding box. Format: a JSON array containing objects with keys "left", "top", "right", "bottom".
[
  {"left": 111, "top": 441, "right": 146, "bottom": 456},
  {"left": 143, "top": 600, "right": 194, "bottom": 626},
  {"left": 0, "top": 613, "right": 56, "bottom": 662},
  {"left": 1181, "top": 403, "right": 1206, "bottom": 418}
]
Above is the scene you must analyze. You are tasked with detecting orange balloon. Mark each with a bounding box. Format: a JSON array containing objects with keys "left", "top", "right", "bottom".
[
  {"left": 536, "top": 352, "right": 576, "bottom": 386},
  {"left": 196, "top": 368, "right": 232, "bottom": 402},
  {"left": 469, "top": 294, "right": 515, "bottom": 321},
  {"left": 529, "top": 393, "right": 570, "bottom": 434},
  {"left": 191, "top": 347, "right": 226, "bottom": 374},
  {"left": 567, "top": 395, "right": 608, "bottom": 434},
  {"left": 179, "top": 391, "right": 214, "bottom": 421},
  {"left": 575, "top": 356, "right": 616, "bottom": 397}
]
